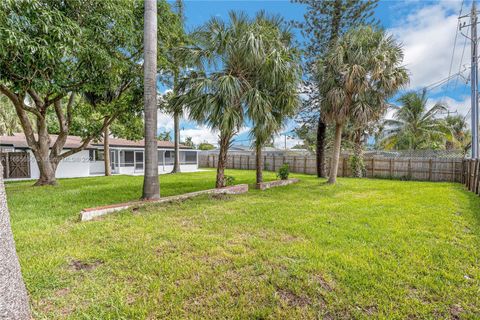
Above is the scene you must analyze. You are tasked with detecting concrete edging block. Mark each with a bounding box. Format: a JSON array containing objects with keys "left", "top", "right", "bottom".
[
  {"left": 256, "top": 178, "right": 300, "bottom": 190},
  {"left": 79, "top": 184, "right": 249, "bottom": 222}
]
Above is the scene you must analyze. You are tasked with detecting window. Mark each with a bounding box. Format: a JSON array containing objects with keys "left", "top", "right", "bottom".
[
  {"left": 183, "top": 151, "right": 197, "bottom": 164},
  {"left": 123, "top": 151, "right": 134, "bottom": 167},
  {"left": 89, "top": 150, "right": 104, "bottom": 161},
  {"left": 158, "top": 151, "right": 164, "bottom": 164},
  {"left": 165, "top": 150, "right": 174, "bottom": 165}
]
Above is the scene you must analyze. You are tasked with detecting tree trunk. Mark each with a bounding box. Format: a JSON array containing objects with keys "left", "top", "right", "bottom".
[
  {"left": 0, "top": 162, "right": 31, "bottom": 320},
  {"left": 32, "top": 150, "right": 57, "bottom": 186},
  {"left": 328, "top": 123, "right": 343, "bottom": 184},
  {"left": 171, "top": 111, "right": 181, "bottom": 173},
  {"left": 216, "top": 133, "right": 231, "bottom": 188},
  {"left": 142, "top": 0, "right": 160, "bottom": 200},
  {"left": 316, "top": 117, "right": 326, "bottom": 178},
  {"left": 352, "top": 130, "right": 365, "bottom": 178},
  {"left": 255, "top": 143, "right": 263, "bottom": 186},
  {"left": 104, "top": 124, "right": 111, "bottom": 176}
]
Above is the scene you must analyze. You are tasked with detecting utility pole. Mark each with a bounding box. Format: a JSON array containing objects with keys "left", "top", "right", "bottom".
[
  {"left": 460, "top": 1, "right": 479, "bottom": 158},
  {"left": 471, "top": 2, "right": 479, "bottom": 158}
]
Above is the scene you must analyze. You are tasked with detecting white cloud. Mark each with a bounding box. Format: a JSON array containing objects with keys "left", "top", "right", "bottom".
[
  {"left": 157, "top": 112, "right": 174, "bottom": 132},
  {"left": 272, "top": 134, "right": 302, "bottom": 149},
  {"left": 180, "top": 126, "right": 219, "bottom": 145},
  {"left": 389, "top": 1, "right": 467, "bottom": 89}
]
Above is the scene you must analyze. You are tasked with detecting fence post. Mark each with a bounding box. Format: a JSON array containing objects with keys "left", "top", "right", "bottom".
[
  {"left": 451, "top": 160, "right": 456, "bottom": 182},
  {"left": 470, "top": 160, "right": 474, "bottom": 191},
  {"left": 342, "top": 157, "right": 347, "bottom": 177},
  {"left": 264, "top": 155, "right": 267, "bottom": 171},
  {"left": 272, "top": 155, "right": 276, "bottom": 172},
  {"left": 304, "top": 156, "right": 307, "bottom": 174},
  {"left": 408, "top": 159, "right": 412, "bottom": 180},
  {"left": 474, "top": 160, "right": 478, "bottom": 194},
  {"left": 371, "top": 157, "right": 375, "bottom": 178},
  {"left": 247, "top": 155, "right": 250, "bottom": 170},
  {"left": 428, "top": 159, "right": 433, "bottom": 181},
  {"left": 293, "top": 156, "right": 296, "bottom": 173},
  {"left": 5, "top": 153, "right": 10, "bottom": 179},
  {"left": 389, "top": 158, "right": 393, "bottom": 177}
]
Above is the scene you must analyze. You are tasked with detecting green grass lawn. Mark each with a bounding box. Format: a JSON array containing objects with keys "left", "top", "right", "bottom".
[{"left": 6, "top": 170, "right": 480, "bottom": 319}]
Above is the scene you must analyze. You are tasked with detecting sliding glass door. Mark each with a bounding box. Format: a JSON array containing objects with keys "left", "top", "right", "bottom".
[{"left": 134, "top": 151, "right": 144, "bottom": 172}]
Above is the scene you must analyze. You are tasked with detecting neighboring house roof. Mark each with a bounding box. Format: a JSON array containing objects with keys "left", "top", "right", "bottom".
[{"left": 0, "top": 133, "right": 191, "bottom": 150}]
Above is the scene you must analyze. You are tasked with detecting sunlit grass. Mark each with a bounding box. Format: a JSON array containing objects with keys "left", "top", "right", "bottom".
[{"left": 6, "top": 170, "right": 480, "bottom": 319}]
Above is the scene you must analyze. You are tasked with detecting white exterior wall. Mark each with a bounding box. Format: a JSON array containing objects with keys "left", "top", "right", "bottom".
[
  {"left": 89, "top": 161, "right": 105, "bottom": 175},
  {"left": 7, "top": 147, "right": 198, "bottom": 180},
  {"left": 27, "top": 149, "right": 91, "bottom": 179}
]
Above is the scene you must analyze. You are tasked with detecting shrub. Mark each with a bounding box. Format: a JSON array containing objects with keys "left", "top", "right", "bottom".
[
  {"left": 349, "top": 154, "right": 366, "bottom": 177},
  {"left": 225, "top": 175, "right": 235, "bottom": 186},
  {"left": 277, "top": 163, "right": 290, "bottom": 180}
]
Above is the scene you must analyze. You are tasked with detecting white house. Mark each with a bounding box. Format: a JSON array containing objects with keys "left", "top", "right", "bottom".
[{"left": 0, "top": 133, "right": 199, "bottom": 180}]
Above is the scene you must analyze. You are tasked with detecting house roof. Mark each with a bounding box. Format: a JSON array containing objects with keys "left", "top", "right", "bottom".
[{"left": 0, "top": 133, "right": 191, "bottom": 150}]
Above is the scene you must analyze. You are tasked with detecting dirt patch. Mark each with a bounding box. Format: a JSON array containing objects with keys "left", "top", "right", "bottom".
[
  {"left": 55, "top": 287, "right": 71, "bottom": 297},
  {"left": 69, "top": 259, "right": 103, "bottom": 271},
  {"left": 276, "top": 288, "right": 311, "bottom": 307},
  {"left": 210, "top": 193, "right": 232, "bottom": 201},
  {"left": 312, "top": 274, "right": 334, "bottom": 292},
  {"left": 450, "top": 304, "right": 463, "bottom": 319}
]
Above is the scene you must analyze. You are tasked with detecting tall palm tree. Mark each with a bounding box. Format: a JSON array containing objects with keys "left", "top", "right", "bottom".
[
  {"left": 319, "top": 26, "right": 408, "bottom": 183},
  {"left": 247, "top": 14, "right": 301, "bottom": 185},
  {"left": 142, "top": 0, "right": 160, "bottom": 200},
  {"left": 170, "top": 0, "right": 186, "bottom": 174},
  {"left": 0, "top": 162, "right": 31, "bottom": 319},
  {"left": 179, "top": 12, "right": 284, "bottom": 188},
  {"left": 381, "top": 90, "right": 447, "bottom": 151}
]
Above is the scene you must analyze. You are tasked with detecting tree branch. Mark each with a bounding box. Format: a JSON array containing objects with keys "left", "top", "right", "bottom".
[{"left": 56, "top": 114, "right": 118, "bottom": 161}]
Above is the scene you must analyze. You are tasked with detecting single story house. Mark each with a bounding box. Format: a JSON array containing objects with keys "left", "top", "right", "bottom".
[{"left": 0, "top": 133, "right": 199, "bottom": 180}]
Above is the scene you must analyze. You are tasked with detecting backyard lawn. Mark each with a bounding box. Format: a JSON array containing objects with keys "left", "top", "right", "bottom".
[{"left": 6, "top": 170, "right": 480, "bottom": 319}]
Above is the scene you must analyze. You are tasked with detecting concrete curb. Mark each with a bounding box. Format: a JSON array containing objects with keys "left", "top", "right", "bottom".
[
  {"left": 256, "top": 178, "right": 300, "bottom": 190},
  {"left": 79, "top": 184, "right": 248, "bottom": 222}
]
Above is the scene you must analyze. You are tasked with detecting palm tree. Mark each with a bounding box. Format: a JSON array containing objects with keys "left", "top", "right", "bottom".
[
  {"left": 170, "top": 0, "right": 186, "bottom": 174},
  {"left": 320, "top": 26, "right": 408, "bottom": 183},
  {"left": 178, "top": 12, "right": 283, "bottom": 188},
  {"left": 142, "top": 0, "right": 160, "bottom": 200},
  {"left": 0, "top": 162, "right": 31, "bottom": 319},
  {"left": 247, "top": 14, "right": 301, "bottom": 185},
  {"left": 445, "top": 114, "right": 471, "bottom": 155},
  {"left": 381, "top": 90, "right": 448, "bottom": 151}
]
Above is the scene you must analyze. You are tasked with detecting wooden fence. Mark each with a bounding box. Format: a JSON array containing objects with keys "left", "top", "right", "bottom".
[
  {"left": 199, "top": 153, "right": 464, "bottom": 182},
  {"left": 463, "top": 159, "right": 480, "bottom": 194},
  {"left": 1, "top": 152, "right": 31, "bottom": 179}
]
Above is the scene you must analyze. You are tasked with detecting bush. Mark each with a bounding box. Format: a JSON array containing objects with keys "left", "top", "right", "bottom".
[
  {"left": 277, "top": 163, "right": 290, "bottom": 180},
  {"left": 225, "top": 175, "right": 235, "bottom": 186},
  {"left": 349, "top": 154, "right": 366, "bottom": 177}
]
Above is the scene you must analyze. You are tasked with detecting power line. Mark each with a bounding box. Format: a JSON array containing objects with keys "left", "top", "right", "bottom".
[{"left": 445, "top": 0, "right": 465, "bottom": 97}]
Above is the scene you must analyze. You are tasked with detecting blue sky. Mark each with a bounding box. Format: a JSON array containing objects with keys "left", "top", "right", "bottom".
[{"left": 159, "top": 0, "right": 471, "bottom": 148}]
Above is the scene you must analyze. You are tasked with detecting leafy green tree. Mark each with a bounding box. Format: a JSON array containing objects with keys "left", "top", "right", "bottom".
[
  {"left": 381, "top": 91, "right": 448, "bottom": 151},
  {"left": 319, "top": 26, "right": 408, "bottom": 183},
  {"left": 292, "top": 0, "right": 378, "bottom": 178},
  {"left": 0, "top": 96, "right": 21, "bottom": 136},
  {"left": 0, "top": 0, "right": 179, "bottom": 186},
  {"left": 198, "top": 142, "right": 215, "bottom": 150},
  {"left": 157, "top": 131, "right": 172, "bottom": 142},
  {"left": 0, "top": 161, "right": 31, "bottom": 319},
  {"left": 181, "top": 136, "right": 195, "bottom": 148}
]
